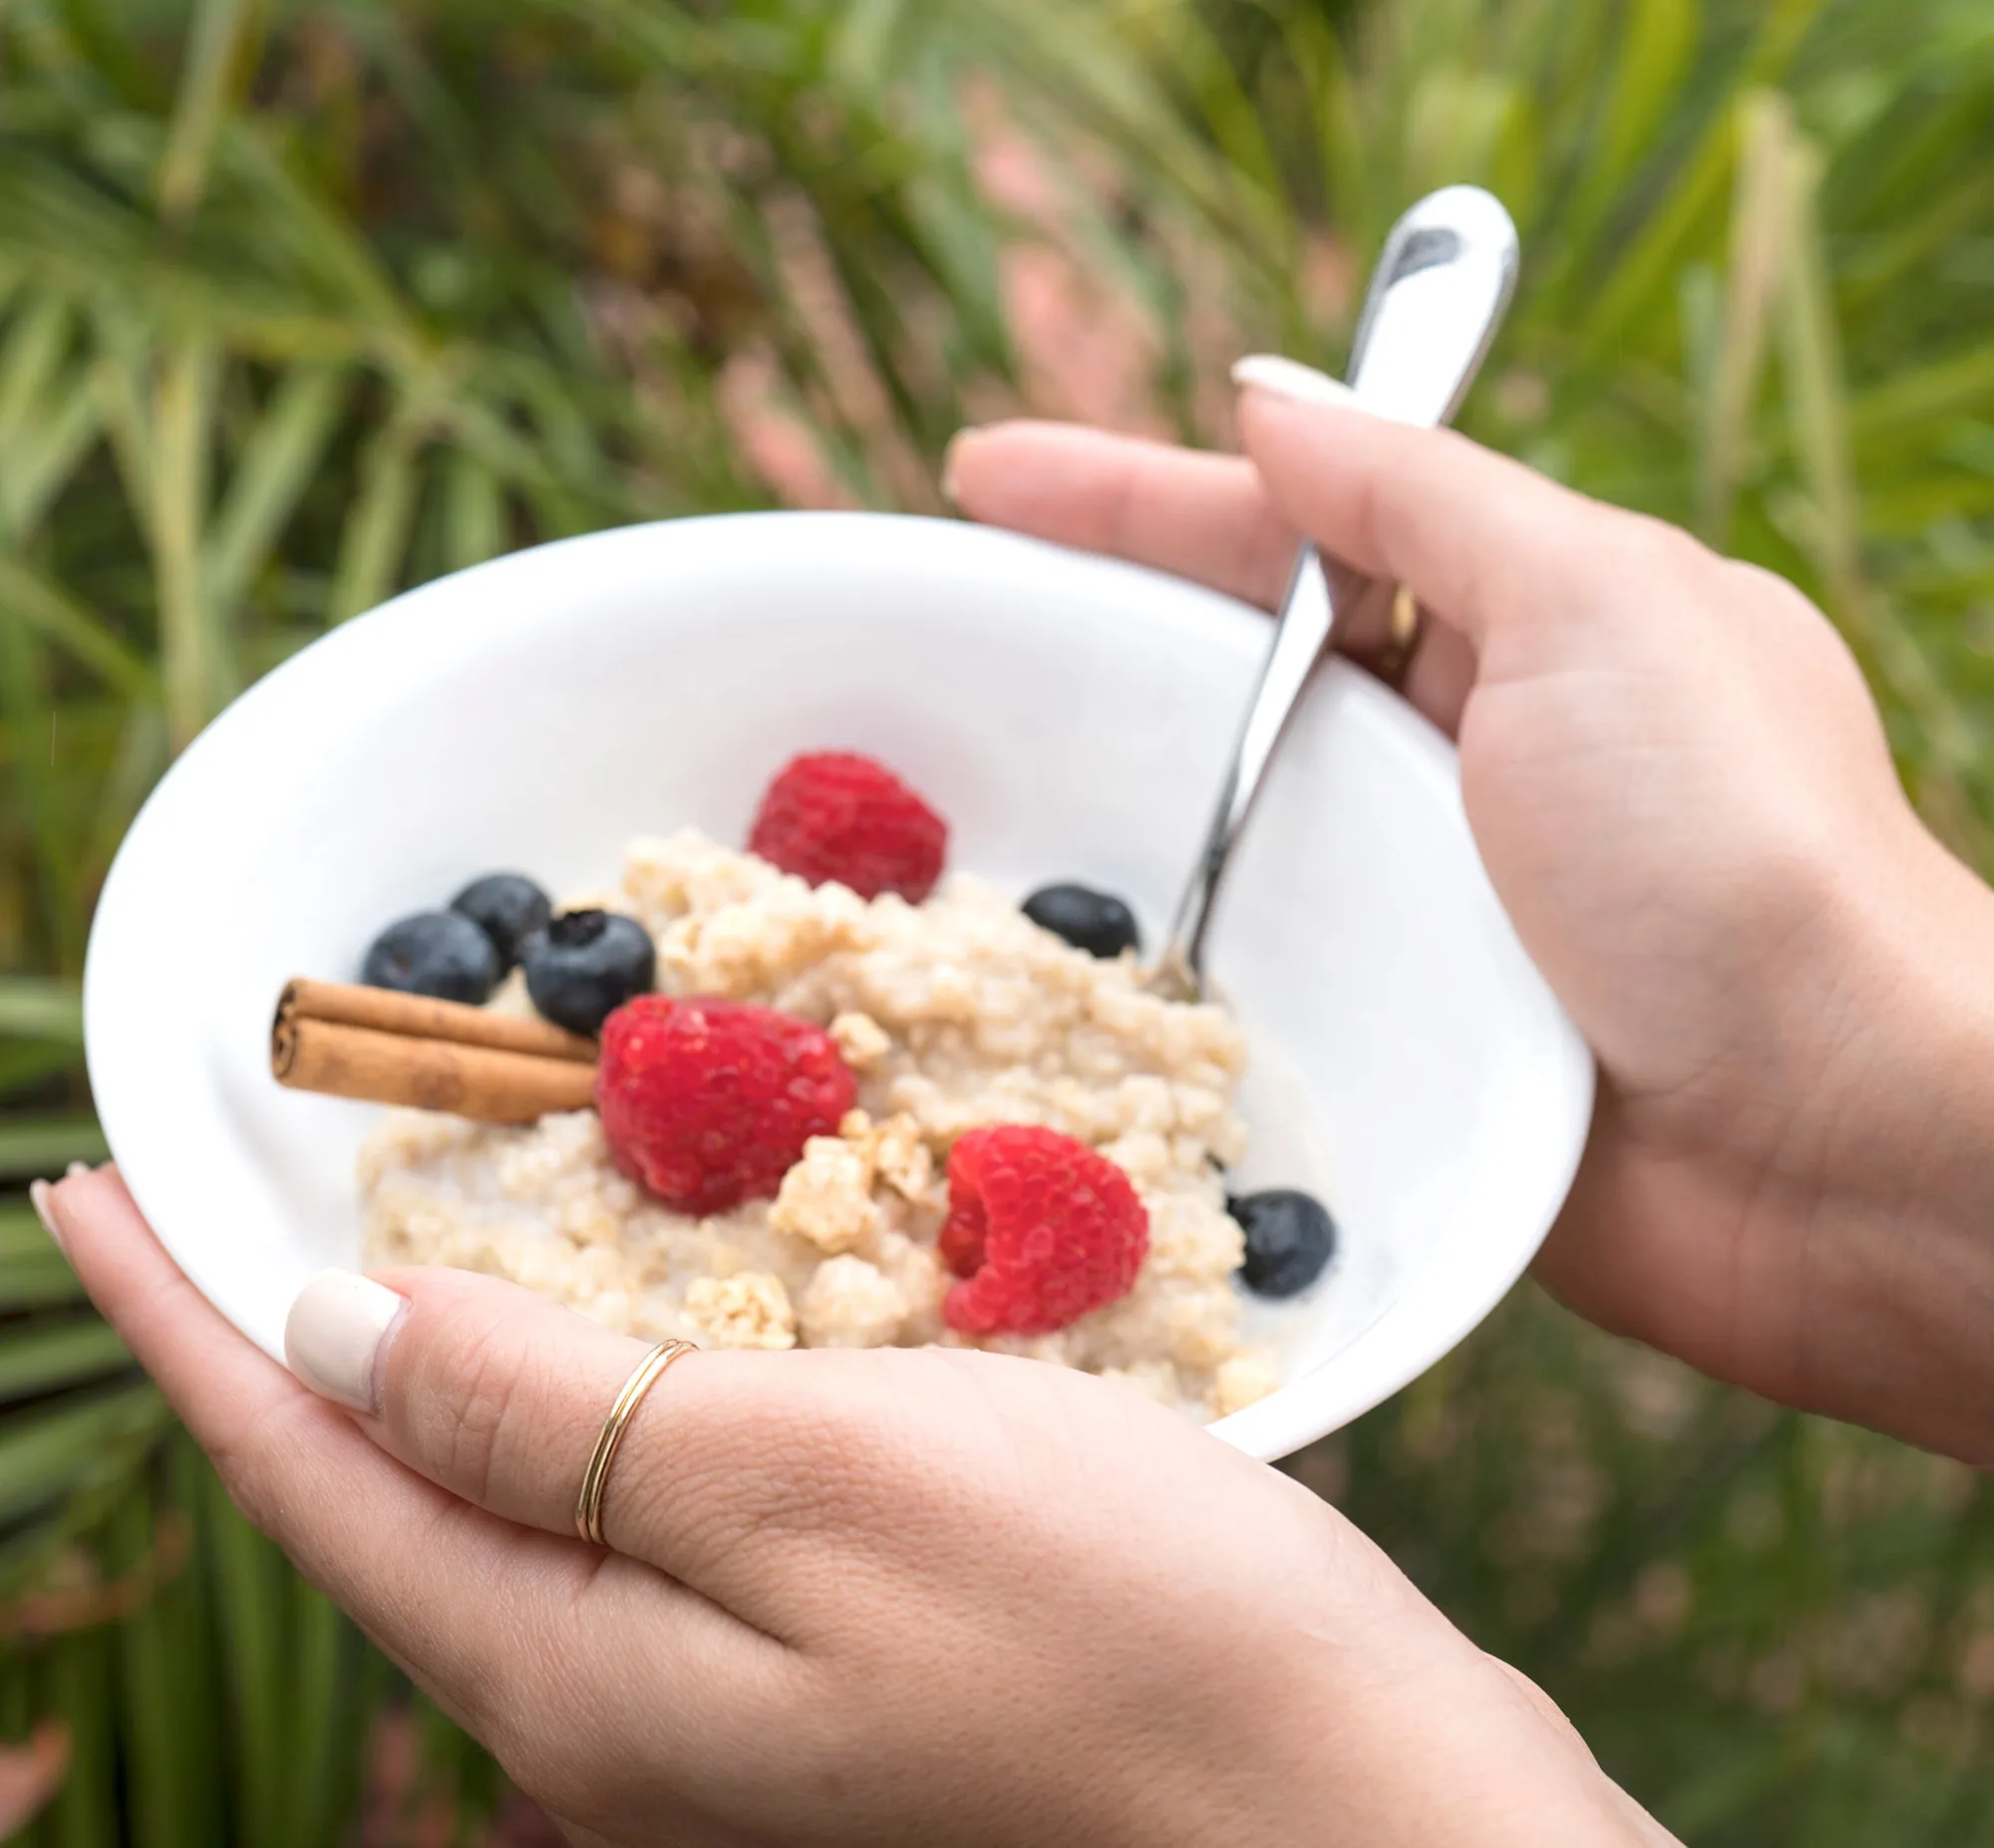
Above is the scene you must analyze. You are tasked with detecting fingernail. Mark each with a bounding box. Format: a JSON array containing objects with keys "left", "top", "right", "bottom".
[
  {"left": 1231, "top": 355, "right": 1360, "bottom": 411},
  {"left": 285, "top": 1270, "right": 407, "bottom": 1415},
  {"left": 938, "top": 432, "right": 969, "bottom": 507},
  {"left": 28, "top": 1180, "right": 66, "bottom": 1257},
  {"left": 65, "top": 1160, "right": 93, "bottom": 1178}
]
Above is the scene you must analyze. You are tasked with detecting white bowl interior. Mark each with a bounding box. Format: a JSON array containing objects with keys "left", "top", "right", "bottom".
[{"left": 85, "top": 512, "right": 1591, "bottom": 1461}]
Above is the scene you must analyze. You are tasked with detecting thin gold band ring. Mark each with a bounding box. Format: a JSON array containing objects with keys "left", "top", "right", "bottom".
[
  {"left": 574, "top": 1338, "right": 698, "bottom": 1547},
  {"left": 1376, "top": 583, "right": 1425, "bottom": 686}
]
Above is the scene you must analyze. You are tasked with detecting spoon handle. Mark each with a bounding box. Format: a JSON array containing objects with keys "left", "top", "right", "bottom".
[{"left": 1154, "top": 186, "right": 1519, "bottom": 997}]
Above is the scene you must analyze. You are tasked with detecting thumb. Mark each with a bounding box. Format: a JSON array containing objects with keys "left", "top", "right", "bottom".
[{"left": 287, "top": 1264, "right": 774, "bottom": 1586}]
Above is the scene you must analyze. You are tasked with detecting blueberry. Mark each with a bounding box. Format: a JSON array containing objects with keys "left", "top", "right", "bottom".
[
  {"left": 361, "top": 911, "right": 501, "bottom": 1004},
  {"left": 451, "top": 872, "right": 552, "bottom": 972},
  {"left": 1022, "top": 883, "right": 1142, "bottom": 959},
  {"left": 520, "top": 909, "right": 656, "bottom": 1035},
  {"left": 1228, "top": 1189, "right": 1337, "bottom": 1298}
]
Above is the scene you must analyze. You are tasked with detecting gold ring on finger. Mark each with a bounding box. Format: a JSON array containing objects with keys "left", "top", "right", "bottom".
[
  {"left": 574, "top": 1338, "right": 698, "bottom": 1548},
  {"left": 1377, "top": 582, "right": 1424, "bottom": 687}
]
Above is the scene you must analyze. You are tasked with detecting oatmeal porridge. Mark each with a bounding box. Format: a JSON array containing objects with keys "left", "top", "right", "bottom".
[{"left": 357, "top": 829, "right": 1283, "bottom": 1421}]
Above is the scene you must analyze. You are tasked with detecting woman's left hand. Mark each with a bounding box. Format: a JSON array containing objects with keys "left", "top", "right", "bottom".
[{"left": 38, "top": 1166, "right": 1671, "bottom": 1847}]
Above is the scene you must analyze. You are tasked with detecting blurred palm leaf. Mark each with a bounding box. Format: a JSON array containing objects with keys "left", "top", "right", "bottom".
[
  {"left": 0, "top": 0, "right": 1990, "bottom": 1843},
  {"left": 0, "top": 3, "right": 1238, "bottom": 1840}
]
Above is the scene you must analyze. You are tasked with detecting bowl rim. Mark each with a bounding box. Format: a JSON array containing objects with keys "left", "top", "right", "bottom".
[{"left": 84, "top": 508, "right": 1594, "bottom": 1462}]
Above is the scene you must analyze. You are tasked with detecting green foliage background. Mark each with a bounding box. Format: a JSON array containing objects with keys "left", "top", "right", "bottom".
[{"left": 0, "top": 1, "right": 1990, "bottom": 1841}]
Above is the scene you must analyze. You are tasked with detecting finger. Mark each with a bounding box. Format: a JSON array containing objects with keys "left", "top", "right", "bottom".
[
  {"left": 350, "top": 1263, "right": 660, "bottom": 1543},
  {"left": 945, "top": 419, "right": 1484, "bottom": 738},
  {"left": 353, "top": 1264, "right": 868, "bottom": 1613},
  {"left": 1401, "top": 612, "right": 1478, "bottom": 736},
  {"left": 944, "top": 421, "right": 1297, "bottom": 609},
  {"left": 1237, "top": 388, "right": 1682, "bottom": 668},
  {"left": 39, "top": 1173, "right": 758, "bottom": 1752},
  {"left": 44, "top": 1166, "right": 370, "bottom": 1473}
]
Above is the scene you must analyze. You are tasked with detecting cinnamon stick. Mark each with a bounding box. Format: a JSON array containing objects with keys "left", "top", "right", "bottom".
[
  {"left": 271, "top": 981, "right": 598, "bottom": 1123},
  {"left": 278, "top": 978, "right": 596, "bottom": 1063}
]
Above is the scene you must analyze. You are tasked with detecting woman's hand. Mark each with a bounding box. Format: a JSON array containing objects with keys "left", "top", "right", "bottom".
[
  {"left": 946, "top": 374, "right": 1994, "bottom": 1465},
  {"left": 39, "top": 1168, "right": 1670, "bottom": 1848}
]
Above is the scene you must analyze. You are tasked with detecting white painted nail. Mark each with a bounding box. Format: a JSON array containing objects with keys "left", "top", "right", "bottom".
[
  {"left": 938, "top": 432, "right": 970, "bottom": 507},
  {"left": 65, "top": 1160, "right": 93, "bottom": 1178},
  {"left": 1230, "top": 354, "right": 1361, "bottom": 411},
  {"left": 28, "top": 1179, "right": 66, "bottom": 1257},
  {"left": 285, "top": 1271, "right": 407, "bottom": 1415}
]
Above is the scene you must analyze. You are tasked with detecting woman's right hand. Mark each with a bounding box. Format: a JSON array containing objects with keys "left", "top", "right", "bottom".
[{"left": 947, "top": 370, "right": 1994, "bottom": 1465}]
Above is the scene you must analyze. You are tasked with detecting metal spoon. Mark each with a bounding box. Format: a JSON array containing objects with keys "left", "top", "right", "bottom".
[{"left": 1146, "top": 184, "right": 1520, "bottom": 1002}]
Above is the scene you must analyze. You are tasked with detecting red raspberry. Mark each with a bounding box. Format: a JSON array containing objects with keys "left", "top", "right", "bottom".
[
  {"left": 595, "top": 996, "right": 855, "bottom": 1215},
  {"left": 939, "top": 1126, "right": 1150, "bottom": 1338},
  {"left": 748, "top": 752, "right": 947, "bottom": 902}
]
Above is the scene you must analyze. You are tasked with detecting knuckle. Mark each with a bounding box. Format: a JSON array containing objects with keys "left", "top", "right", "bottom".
[
  {"left": 1726, "top": 555, "right": 1825, "bottom": 626},
  {"left": 637, "top": 1354, "right": 907, "bottom": 1549},
  {"left": 1617, "top": 508, "right": 1715, "bottom": 580},
  {"left": 413, "top": 1311, "right": 527, "bottom": 1506},
  {"left": 204, "top": 1395, "right": 314, "bottom": 1542}
]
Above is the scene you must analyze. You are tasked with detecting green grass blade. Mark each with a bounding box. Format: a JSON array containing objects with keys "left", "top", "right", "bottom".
[
  {"left": 161, "top": 1435, "right": 225, "bottom": 1847},
  {"left": 0, "top": 1657, "right": 33, "bottom": 1826},
  {"left": 0, "top": 1043, "right": 83, "bottom": 1094},
  {"left": 156, "top": 0, "right": 259, "bottom": 225},
  {"left": 438, "top": 449, "right": 507, "bottom": 574},
  {"left": 1277, "top": 8, "right": 1365, "bottom": 287},
  {"left": 1840, "top": 169, "right": 1994, "bottom": 315},
  {"left": 1573, "top": 98, "right": 1737, "bottom": 366},
  {"left": 47, "top": 0, "right": 165, "bottom": 108},
  {"left": 113, "top": 1488, "right": 197, "bottom": 1848},
  {"left": 0, "top": 1259, "right": 88, "bottom": 1316},
  {"left": 1698, "top": 92, "right": 1792, "bottom": 545},
  {"left": 41, "top": 1628, "right": 117, "bottom": 1848},
  {"left": 1572, "top": 0, "right": 1826, "bottom": 365},
  {"left": 218, "top": 125, "right": 425, "bottom": 348},
  {"left": 202, "top": 1465, "right": 286, "bottom": 1847},
  {"left": 0, "top": 294, "right": 73, "bottom": 453},
  {"left": 0, "top": 551, "right": 155, "bottom": 697},
  {"left": 1539, "top": 0, "right": 1700, "bottom": 305},
  {"left": 1847, "top": 344, "right": 1994, "bottom": 445},
  {"left": 88, "top": 339, "right": 158, "bottom": 551},
  {"left": 1597, "top": 0, "right": 1700, "bottom": 189},
  {"left": 0, "top": 980, "right": 83, "bottom": 1043},
  {"left": 0, "top": 610, "right": 68, "bottom": 951},
  {"left": 2, "top": 382, "right": 105, "bottom": 540},
  {"left": 327, "top": 422, "right": 421, "bottom": 624},
  {"left": 85, "top": 702, "right": 171, "bottom": 884},
  {"left": 153, "top": 339, "right": 221, "bottom": 749},
  {"left": 285, "top": 1582, "right": 357, "bottom": 1848},
  {"left": 0, "top": 1205, "right": 70, "bottom": 1264},
  {"left": 204, "top": 364, "right": 350, "bottom": 616},
  {"left": 1777, "top": 143, "right": 1993, "bottom": 863},
  {"left": 1776, "top": 139, "right": 1859, "bottom": 605},
  {"left": 0, "top": 1119, "right": 108, "bottom": 1180},
  {"left": 0, "top": 1383, "right": 166, "bottom": 1525},
  {"left": 0, "top": 1322, "right": 130, "bottom": 1402}
]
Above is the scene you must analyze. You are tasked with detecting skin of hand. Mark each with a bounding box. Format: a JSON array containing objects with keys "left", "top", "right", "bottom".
[
  {"left": 34, "top": 1169, "right": 1676, "bottom": 1848},
  {"left": 945, "top": 372, "right": 1994, "bottom": 1466}
]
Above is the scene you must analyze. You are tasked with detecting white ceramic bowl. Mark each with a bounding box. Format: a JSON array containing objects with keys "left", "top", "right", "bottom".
[{"left": 85, "top": 511, "right": 1591, "bottom": 1461}]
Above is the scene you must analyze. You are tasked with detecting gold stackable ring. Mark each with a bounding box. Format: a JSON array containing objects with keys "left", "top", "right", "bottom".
[
  {"left": 1376, "top": 582, "right": 1425, "bottom": 687},
  {"left": 574, "top": 1338, "right": 698, "bottom": 1548}
]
